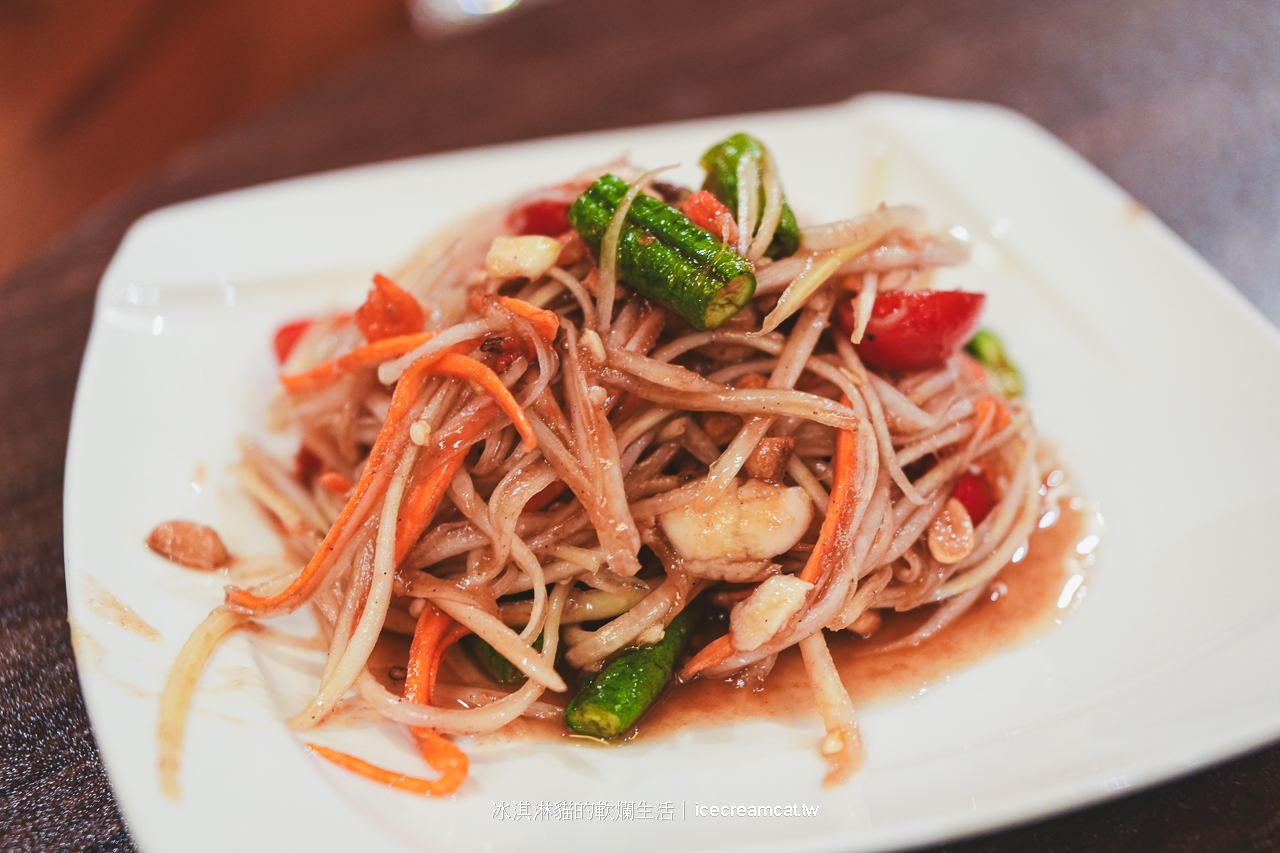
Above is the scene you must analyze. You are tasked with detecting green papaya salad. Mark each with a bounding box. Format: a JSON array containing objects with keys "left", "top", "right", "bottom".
[{"left": 156, "top": 132, "right": 1044, "bottom": 798}]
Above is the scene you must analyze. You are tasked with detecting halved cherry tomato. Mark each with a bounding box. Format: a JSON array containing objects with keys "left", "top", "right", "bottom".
[
  {"left": 902, "top": 452, "right": 995, "bottom": 525},
  {"left": 837, "top": 290, "right": 985, "bottom": 372},
  {"left": 355, "top": 273, "right": 425, "bottom": 343},
  {"left": 952, "top": 470, "right": 995, "bottom": 525},
  {"left": 273, "top": 319, "right": 315, "bottom": 365},
  {"left": 509, "top": 199, "right": 571, "bottom": 237},
  {"left": 680, "top": 190, "right": 739, "bottom": 244}
]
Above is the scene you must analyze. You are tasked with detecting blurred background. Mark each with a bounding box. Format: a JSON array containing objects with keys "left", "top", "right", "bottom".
[
  {"left": 2, "top": 0, "right": 1277, "bottom": 314},
  {"left": 0, "top": 0, "right": 413, "bottom": 280},
  {"left": 4, "top": 2, "right": 1280, "bottom": 851}
]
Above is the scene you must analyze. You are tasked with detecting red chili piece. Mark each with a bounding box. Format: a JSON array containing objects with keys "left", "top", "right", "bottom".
[
  {"left": 355, "top": 273, "right": 426, "bottom": 343},
  {"left": 680, "top": 190, "right": 739, "bottom": 244}
]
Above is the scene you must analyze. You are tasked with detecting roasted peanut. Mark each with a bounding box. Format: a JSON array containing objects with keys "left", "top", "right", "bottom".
[
  {"left": 146, "top": 520, "right": 231, "bottom": 570},
  {"left": 927, "top": 498, "right": 975, "bottom": 564}
]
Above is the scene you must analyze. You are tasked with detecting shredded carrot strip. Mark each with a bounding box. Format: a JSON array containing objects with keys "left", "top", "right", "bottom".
[
  {"left": 395, "top": 397, "right": 507, "bottom": 566},
  {"left": 974, "top": 395, "right": 1011, "bottom": 432},
  {"left": 496, "top": 295, "right": 559, "bottom": 342},
  {"left": 403, "top": 604, "right": 471, "bottom": 790},
  {"left": 406, "top": 604, "right": 453, "bottom": 704},
  {"left": 306, "top": 742, "right": 467, "bottom": 796},
  {"left": 393, "top": 408, "right": 494, "bottom": 564},
  {"left": 225, "top": 351, "right": 445, "bottom": 615},
  {"left": 799, "top": 399, "right": 857, "bottom": 585},
  {"left": 303, "top": 570, "right": 474, "bottom": 795},
  {"left": 680, "top": 634, "right": 733, "bottom": 681},
  {"left": 230, "top": 321, "right": 537, "bottom": 615},
  {"left": 430, "top": 623, "right": 472, "bottom": 702},
  {"left": 414, "top": 729, "right": 469, "bottom": 786},
  {"left": 405, "top": 604, "right": 472, "bottom": 706},
  {"left": 393, "top": 451, "right": 466, "bottom": 566},
  {"left": 280, "top": 332, "right": 435, "bottom": 393},
  {"left": 426, "top": 353, "right": 538, "bottom": 451},
  {"left": 317, "top": 470, "right": 352, "bottom": 494}
]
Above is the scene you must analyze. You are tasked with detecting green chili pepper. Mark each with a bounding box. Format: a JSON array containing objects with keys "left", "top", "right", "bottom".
[
  {"left": 700, "top": 133, "right": 800, "bottom": 260},
  {"left": 568, "top": 175, "right": 756, "bottom": 330},
  {"left": 965, "top": 329, "right": 1023, "bottom": 398},
  {"left": 466, "top": 631, "right": 551, "bottom": 685},
  {"left": 564, "top": 597, "right": 704, "bottom": 740}
]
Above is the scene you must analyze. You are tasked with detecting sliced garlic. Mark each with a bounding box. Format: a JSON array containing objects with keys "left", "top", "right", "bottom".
[{"left": 484, "top": 235, "right": 562, "bottom": 280}]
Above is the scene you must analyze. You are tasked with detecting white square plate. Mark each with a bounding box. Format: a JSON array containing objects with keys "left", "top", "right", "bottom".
[{"left": 64, "top": 94, "right": 1280, "bottom": 853}]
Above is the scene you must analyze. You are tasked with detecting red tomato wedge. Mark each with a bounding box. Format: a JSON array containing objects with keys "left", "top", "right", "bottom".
[
  {"left": 509, "top": 199, "right": 571, "bottom": 237},
  {"left": 273, "top": 319, "right": 314, "bottom": 365},
  {"left": 355, "top": 273, "right": 426, "bottom": 343},
  {"left": 839, "top": 290, "right": 986, "bottom": 372},
  {"left": 952, "top": 470, "right": 995, "bottom": 524}
]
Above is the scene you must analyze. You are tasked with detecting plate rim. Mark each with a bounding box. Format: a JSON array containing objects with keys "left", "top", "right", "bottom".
[{"left": 64, "top": 91, "right": 1280, "bottom": 853}]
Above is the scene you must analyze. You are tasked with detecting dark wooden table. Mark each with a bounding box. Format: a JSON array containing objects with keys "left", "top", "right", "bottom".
[{"left": 4, "top": 0, "right": 1279, "bottom": 850}]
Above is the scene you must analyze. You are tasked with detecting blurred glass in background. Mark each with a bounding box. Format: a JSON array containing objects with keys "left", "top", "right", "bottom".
[
  {"left": 0, "top": 0, "right": 564, "bottom": 281},
  {"left": 409, "top": 0, "right": 553, "bottom": 35},
  {"left": 0, "top": 0, "right": 413, "bottom": 280}
]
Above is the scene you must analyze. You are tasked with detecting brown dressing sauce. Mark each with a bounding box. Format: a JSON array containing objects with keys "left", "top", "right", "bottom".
[
  {"left": 365, "top": 485, "right": 1090, "bottom": 746},
  {"left": 366, "top": 630, "right": 413, "bottom": 695},
  {"left": 69, "top": 622, "right": 107, "bottom": 668},
  {"left": 68, "top": 620, "right": 156, "bottom": 698},
  {"left": 82, "top": 574, "right": 162, "bottom": 643},
  {"left": 640, "top": 495, "right": 1085, "bottom": 737}
]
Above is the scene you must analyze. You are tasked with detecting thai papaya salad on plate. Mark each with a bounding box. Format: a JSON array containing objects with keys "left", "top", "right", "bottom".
[{"left": 151, "top": 132, "right": 1044, "bottom": 796}]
